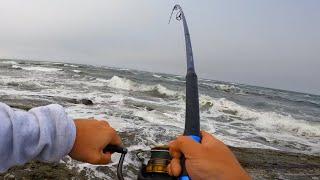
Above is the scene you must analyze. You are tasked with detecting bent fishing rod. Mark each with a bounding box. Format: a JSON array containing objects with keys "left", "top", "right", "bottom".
[{"left": 104, "top": 4, "right": 201, "bottom": 180}]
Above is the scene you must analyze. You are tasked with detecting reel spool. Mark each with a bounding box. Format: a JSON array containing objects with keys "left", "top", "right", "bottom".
[
  {"left": 138, "top": 146, "right": 176, "bottom": 180},
  {"left": 104, "top": 145, "right": 175, "bottom": 180},
  {"left": 146, "top": 146, "right": 171, "bottom": 173}
]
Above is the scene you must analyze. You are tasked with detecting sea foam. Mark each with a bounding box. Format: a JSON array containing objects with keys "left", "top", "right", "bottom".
[
  {"left": 199, "top": 96, "right": 320, "bottom": 137},
  {"left": 12, "top": 65, "right": 62, "bottom": 72},
  {"left": 0, "top": 60, "right": 18, "bottom": 65},
  {"left": 106, "top": 76, "right": 179, "bottom": 97}
]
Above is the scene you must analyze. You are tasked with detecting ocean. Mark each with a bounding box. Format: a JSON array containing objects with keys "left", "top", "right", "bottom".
[{"left": 1, "top": 59, "right": 319, "bottom": 179}]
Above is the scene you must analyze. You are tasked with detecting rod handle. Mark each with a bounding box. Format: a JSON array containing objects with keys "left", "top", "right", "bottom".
[{"left": 179, "top": 136, "right": 201, "bottom": 180}]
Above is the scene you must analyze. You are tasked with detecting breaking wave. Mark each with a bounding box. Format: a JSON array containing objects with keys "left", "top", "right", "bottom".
[
  {"left": 0, "top": 77, "right": 45, "bottom": 90},
  {"left": 214, "top": 84, "right": 244, "bottom": 94},
  {"left": 72, "top": 70, "right": 81, "bottom": 73},
  {"left": 152, "top": 74, "right": 162, "bottom": 78},
  {"left": 12, "top": 65, "right": 62, "bottom": 72},
  {"left": 64, "top": 64, "right": 79, "bottom": 68},
  {"left": 201, "top": 82, "right": 245, "bottom": 94},
  {"left": 102, "top": 77, "right": 320, "bottom": 138},
  {"left": 199, "top": 96, "right": 320, "bottom": 137},
  {"left": 105, "top": 76, "right": 179, "bottom": 97},
  {"left": 0, "top": 60, "right": 18, "bottom": 65}
]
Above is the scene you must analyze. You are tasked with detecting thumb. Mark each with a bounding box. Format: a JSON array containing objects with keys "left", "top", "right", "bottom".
[
  {"left": 201, "top": 131, "right": 223, "bottom": 147},
  {"left": 169, "top": 136, "right": 202, "bottom": 159},
  {"left": 169, "top": 158, "right": 182, "bottom": 177}
]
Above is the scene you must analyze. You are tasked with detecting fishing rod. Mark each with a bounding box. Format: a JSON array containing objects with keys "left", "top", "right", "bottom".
[
  {"left": 104, "top": 4, "right": 201, "bottom": 180},
  {"left": 169, "top": 5, "right": 201, "bottom": 180}
]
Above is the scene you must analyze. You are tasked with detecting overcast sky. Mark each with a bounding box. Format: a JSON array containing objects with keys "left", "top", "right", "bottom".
[{"left": 0, "top": 0, "right": 319, "bottom": 95}]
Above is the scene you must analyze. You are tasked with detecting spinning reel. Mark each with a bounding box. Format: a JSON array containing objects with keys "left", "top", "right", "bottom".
[
  {"left": 104, "top": 4, "right": 201, "bottom": 180},
  {"left": 137, "top": 146, "right": 175, "bottom": 180}
]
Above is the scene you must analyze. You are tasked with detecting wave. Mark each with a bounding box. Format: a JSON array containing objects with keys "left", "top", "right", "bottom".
[
  {"left": 105, "top": 76, "right": 179, "bottom": 97},
  {"left": 0, "top": 60, "right": 18, "bottom": 65},
  {"left": 102, "top": 76, "right": 320, "bottom": 138},
  {"left": 152, "top": 74, "right": 162, "bottom": 78},
  {"left": 201, "top": 82, "right": 245, "bottom": 94},
  {"left": 0, "top": 77, "right": 45, "bottom": 90},
  {"left": 12, "top": 65, "right": 62, "bottom": 72},
  {"left": 72, "top": 70, "right": 81, "bottom": 73},
  {"left": 214, "top": 84, "right": 244, "bottom": 94},
  {"left": 248, "top": 90, "right": 320, "bottom": 108},
  {"left": 64, "top": 64, "right": 79, "bottom": 68},
  {"left": 199, "top": 96, "right": 320, "bottom": 137},
  {"left": 52, "top": 62, "right": 63, "bottom": 65},
  {"left": 11, "top": 65, "right": 22, "bottom": 69}
]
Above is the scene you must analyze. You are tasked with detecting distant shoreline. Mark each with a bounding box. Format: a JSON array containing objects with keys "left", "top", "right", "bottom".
[{"left": 1, "top": 58, "right": 319, "bottom": 96}]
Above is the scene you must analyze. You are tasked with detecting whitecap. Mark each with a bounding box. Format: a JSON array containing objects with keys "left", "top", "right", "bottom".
[
  {"left": 214, "top": 84, "right": 243, "bottom": 94},
  {"left": 199, "top": 96, "right": 320, "bottom": 137},
  {"left": 21, "top": 66, "right": 62, "bottom": 72},
  {"left": 0, "top": 60, "right": 18, "bottom": 64},
  {"left": 64, "top": 64, "right": 79, "bottom": 68},
  {"left": 152, "top": 74, "right": 162, "bottom": 78},
  {"left": 106, "top": 76, "right": 179, "bottom": 97},
  {"left": 11, "top": 65, "right": 22, "bottom": 69}
]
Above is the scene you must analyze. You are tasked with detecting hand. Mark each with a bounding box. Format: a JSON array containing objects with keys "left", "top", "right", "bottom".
[
  {"left": 168, "top": 131, "right": 250, "bottom": 180},
  {"left": 69, "top": 119, "right": 122, "bottom": 164}
]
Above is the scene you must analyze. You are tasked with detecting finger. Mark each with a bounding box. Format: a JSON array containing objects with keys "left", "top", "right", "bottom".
[
  {"left": 109, "top": 128, "right": 123, "bottom": 146},
  {"left": 100, "top": 120, "right": 110, "bottom": 127},
  {"left": 169, "top": 140, "right": 182, "bottom": 159},
  {"left": 167, "top": 163, "right": 172, "bottom": 176},
  {"left": 88, "top": 152, "right": 111, "bottom": 165},
  {"left": 99, "top": 152, "right": 112, "bottom": 164},
  {"left": 99, "top": 128, "right": 121, "bottom": 149},
  {"left": 201, "top": 131, "right": 223, "bottom": 146},
  {"left": 170, "top": 158, "right": 181, "bottom": 177},
  {"left": 170, "top": 136, "right": 202, "bottom": 158}
]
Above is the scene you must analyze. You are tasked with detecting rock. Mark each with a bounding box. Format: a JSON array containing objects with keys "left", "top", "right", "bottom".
[
  {"left": 229, "top": 146, "right": 320, "bottom": 180},
  {"left": 0, "top": 95, "right": 52, "bottom": 111},
  {"left": 146, "top": 106, "right": 154, "bottom": 111},
  {"left": 0, "top": 147, "right": 319, "bottom": 179},
  {"left": 3, "top": 174, "right": 15, "bottom": 180},
  {"left": 0, "top": 161, "right": 87, "bottom": 180},
  {"left": 222, "top": 109, "right": 238, "bottom": 115},
  {"left": 0, "top": 96, "right": 94, "bottom": 111},
  {"left": 200, "top": 101, "right": 213, "bottom": 111},
  {"left": 80, "top": 99, "right": 93, "bottom": 105}
]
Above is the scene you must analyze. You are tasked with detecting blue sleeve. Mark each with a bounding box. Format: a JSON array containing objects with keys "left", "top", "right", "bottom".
[{"left": 0, "top": 103, "right": 76, "bottom": 172}]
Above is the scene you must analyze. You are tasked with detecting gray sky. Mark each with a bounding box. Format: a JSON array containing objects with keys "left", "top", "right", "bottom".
[{"left": 0, "top": 0, "right": 319, "bottom": 95}]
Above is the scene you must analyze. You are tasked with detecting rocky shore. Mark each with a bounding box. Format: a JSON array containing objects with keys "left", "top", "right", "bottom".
[
  {"left": 1, "top": 98, "right": 319, "bottom": 180},
  {"left": 1, "top": 147, "right": 319, "bottom": 180}
]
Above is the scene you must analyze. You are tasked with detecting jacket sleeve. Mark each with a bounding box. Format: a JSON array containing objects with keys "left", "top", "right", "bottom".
[{"left": 0, "top": 103, "right": 76, "bottom": 172}]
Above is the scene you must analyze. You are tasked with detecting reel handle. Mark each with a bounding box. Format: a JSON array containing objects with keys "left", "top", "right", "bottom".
[
  {"left": 103, "top": 145, "right": 128, "bottom": 180},
  {"left": 103, "top": 145, "right": 127, "bottom": 154},
  {"left": 179, "top": 136, "right": 201, "bottom": 180}
]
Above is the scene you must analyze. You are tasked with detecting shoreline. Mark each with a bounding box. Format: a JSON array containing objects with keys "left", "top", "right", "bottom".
[
  {"left": 1, "top": 147, "right": 319, "bottom": 180},
  {"left": 1, "top": 89, "right": 319, "bottom": 179}
]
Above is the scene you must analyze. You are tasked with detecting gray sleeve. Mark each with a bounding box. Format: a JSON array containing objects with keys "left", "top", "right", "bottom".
[{"left": 0, "top": 103, "right": 76, "bottom": 172}]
